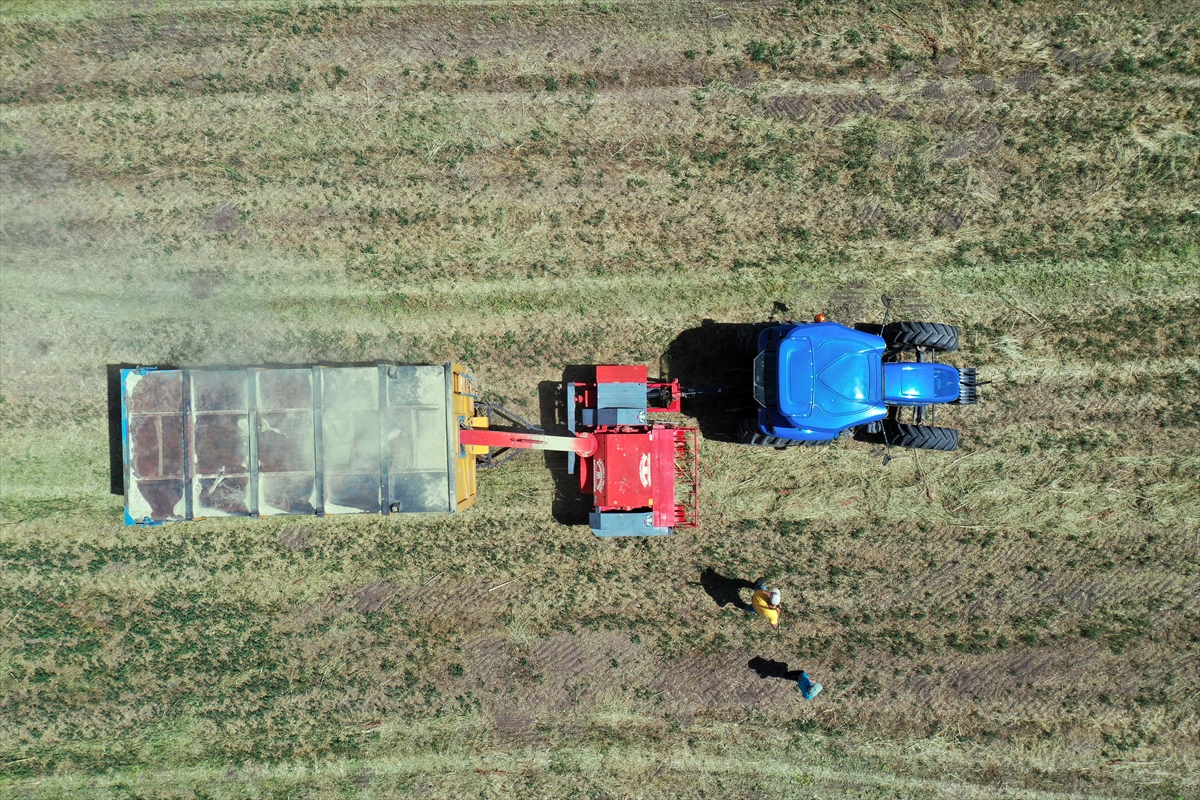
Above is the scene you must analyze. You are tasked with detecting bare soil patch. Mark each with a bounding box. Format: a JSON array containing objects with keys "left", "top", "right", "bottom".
[
  {"left": 353, "top": 582, "right": 396, "bottom": 614},
  {"left": 767, "top": 95, "right": 813, "bottom": 119},
  {"left": 1011, "top": 68, "right": 1044, "bottom": 93},
  {"left": 278, "top": 526, "right": 312, "bottom": 552}
]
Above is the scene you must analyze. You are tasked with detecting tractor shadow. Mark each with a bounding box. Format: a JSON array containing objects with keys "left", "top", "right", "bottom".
[
  {"left": 694, "top": 567, "right": 755, "bottom": 611},
  {"left": 663, "top": 317, "right": 778, "bottom": 443},
  {"left": 747, "top": 656, "right": 806, "bottom": 683}
]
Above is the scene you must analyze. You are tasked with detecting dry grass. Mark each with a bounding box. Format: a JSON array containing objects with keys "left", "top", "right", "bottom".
[{"left": 1, "top": 2, "right": 1199, "bottom": 798}]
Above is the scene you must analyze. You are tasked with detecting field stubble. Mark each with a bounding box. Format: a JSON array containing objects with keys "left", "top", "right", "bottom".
[{"left": 1, "top": 1, "right": 1199, "bottom": 798}]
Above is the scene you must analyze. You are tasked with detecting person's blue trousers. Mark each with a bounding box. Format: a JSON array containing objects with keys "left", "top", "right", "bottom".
[{"left": 798, "top": 671, "right": 822, "bottom": 700}]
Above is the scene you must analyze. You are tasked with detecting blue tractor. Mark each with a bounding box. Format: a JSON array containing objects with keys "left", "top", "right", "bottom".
[{"left": 739, "top": 316, "right": 979, "bottom": 452}]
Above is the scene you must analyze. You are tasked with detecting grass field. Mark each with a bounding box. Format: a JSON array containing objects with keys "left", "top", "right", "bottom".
[{"left": 2, "top": 1, "right": 1198, "bottom": 797}]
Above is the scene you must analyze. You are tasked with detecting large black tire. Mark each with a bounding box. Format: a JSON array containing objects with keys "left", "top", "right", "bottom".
[
  {"left": 881, "top": 321, "right": 959, "bottom": 352},
  {"left": 857, "top": 422, "right": 959, "bottom": 451},
  {"left": 737, "top": 417, "right": 833, "bottom": 448}
]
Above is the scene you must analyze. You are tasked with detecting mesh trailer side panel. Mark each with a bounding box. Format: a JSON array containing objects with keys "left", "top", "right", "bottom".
[{"left": 121, "top": 364, "right": 457, "bottom": 523}]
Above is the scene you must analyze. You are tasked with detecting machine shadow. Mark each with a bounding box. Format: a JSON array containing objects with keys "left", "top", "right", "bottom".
[
  {"left": 662, "top": 318, "right": 771, "bottom": 443},
  {"left": 695, "top": 567, "right": 755, "bottom": 610},
  {"left": 106, "top": 363, "right": 139, "bottom": 495},
  {"left": 747, "top": 656, "right": 805, "bottom": 683},
  {"left": 538, "top": 368, "right": 595, "bottom": 527}
]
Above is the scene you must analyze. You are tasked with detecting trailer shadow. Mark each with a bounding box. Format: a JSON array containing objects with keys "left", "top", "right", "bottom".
[{"left": 106, "top": 363, "right": 139, "bottom": 495}]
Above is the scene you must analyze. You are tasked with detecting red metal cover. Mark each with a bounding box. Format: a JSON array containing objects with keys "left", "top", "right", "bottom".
[
  {"left": 591, "top": 431, "right": 652, "bottom": 509},
  {"left": 577, "top": 450, "right": 592, "bottom": 495},
  {"left": 595, "top": 365, "right": 647, "bottom": 384},
  {"left": 650, "top": 430, "right": 678, "bottom": 527}
]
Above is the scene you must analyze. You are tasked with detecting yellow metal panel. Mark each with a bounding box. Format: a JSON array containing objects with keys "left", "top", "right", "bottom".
[
  {"left": 464, "top": 415, "right": 490, "bottom": 455},
  {"left": 450, "top": 363, "right": 479, "bottom": 511}
]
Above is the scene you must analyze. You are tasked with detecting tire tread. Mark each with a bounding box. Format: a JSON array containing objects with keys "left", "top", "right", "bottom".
[
  {"left": 880, "top": 422, "right": 959, "bottom": 451},
  {"left": 736, "top": 417, "right": 833, "bottom": 448},
  {"left": 881, "top": 321, "right": 959, "bottom": 352}
]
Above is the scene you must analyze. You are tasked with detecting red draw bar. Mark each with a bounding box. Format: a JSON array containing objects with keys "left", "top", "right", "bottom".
[{"left": 460, "top": 428, "right": 598, "bottom": 457}]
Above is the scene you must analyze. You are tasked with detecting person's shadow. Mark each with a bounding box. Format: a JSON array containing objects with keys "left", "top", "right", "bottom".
[
  {"left": 695, "top": 568, "right": 756, "bottom": 611},
  {"left": 747, "top": 656, "right": 805, "bottom": 682}
]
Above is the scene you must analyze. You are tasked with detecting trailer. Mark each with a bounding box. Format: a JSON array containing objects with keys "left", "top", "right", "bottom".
[{"left": 120, "top": 363, "right": 698, "bottom": 537}]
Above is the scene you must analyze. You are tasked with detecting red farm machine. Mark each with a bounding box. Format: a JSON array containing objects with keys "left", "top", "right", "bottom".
[{"left": 461, "top": 365, "right": 699, "bottom": 536}]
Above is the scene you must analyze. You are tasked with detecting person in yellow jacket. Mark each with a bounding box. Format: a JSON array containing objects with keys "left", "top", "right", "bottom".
[{"left": 749, "top": 579, "right": 782, "bottom": 628}]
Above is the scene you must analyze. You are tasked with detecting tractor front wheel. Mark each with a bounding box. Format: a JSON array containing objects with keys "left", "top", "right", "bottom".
[{"left": 881, "top": 321, "right": 959, "bottom": 352}]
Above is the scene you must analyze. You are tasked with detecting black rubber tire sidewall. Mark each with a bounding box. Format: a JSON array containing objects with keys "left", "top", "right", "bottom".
[{"left": 881, "top": 321, "right": 959, "bottom": 352}]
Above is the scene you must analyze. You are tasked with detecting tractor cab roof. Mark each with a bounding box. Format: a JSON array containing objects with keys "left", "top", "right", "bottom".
[{"left": 774, "top": 322, "right": 888, "bottom": 433}]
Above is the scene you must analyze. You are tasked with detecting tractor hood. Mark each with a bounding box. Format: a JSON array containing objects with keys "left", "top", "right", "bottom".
[
  {"left": 771, "top": 322, "right": 887, "bottom": 433},
  {"left": 882, "top": 362, "right": 961, "bottom": 405}
]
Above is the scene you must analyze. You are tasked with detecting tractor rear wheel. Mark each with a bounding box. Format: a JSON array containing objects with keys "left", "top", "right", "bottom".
[
  {"left": 882, "top": 321, "right": 959, "bottom": 352},
  {"left": 859, "top": 422, "right": 959, "bottom": 451},
  {"left": 737, "top": 417, "right": 833, "bottom": 448}
]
